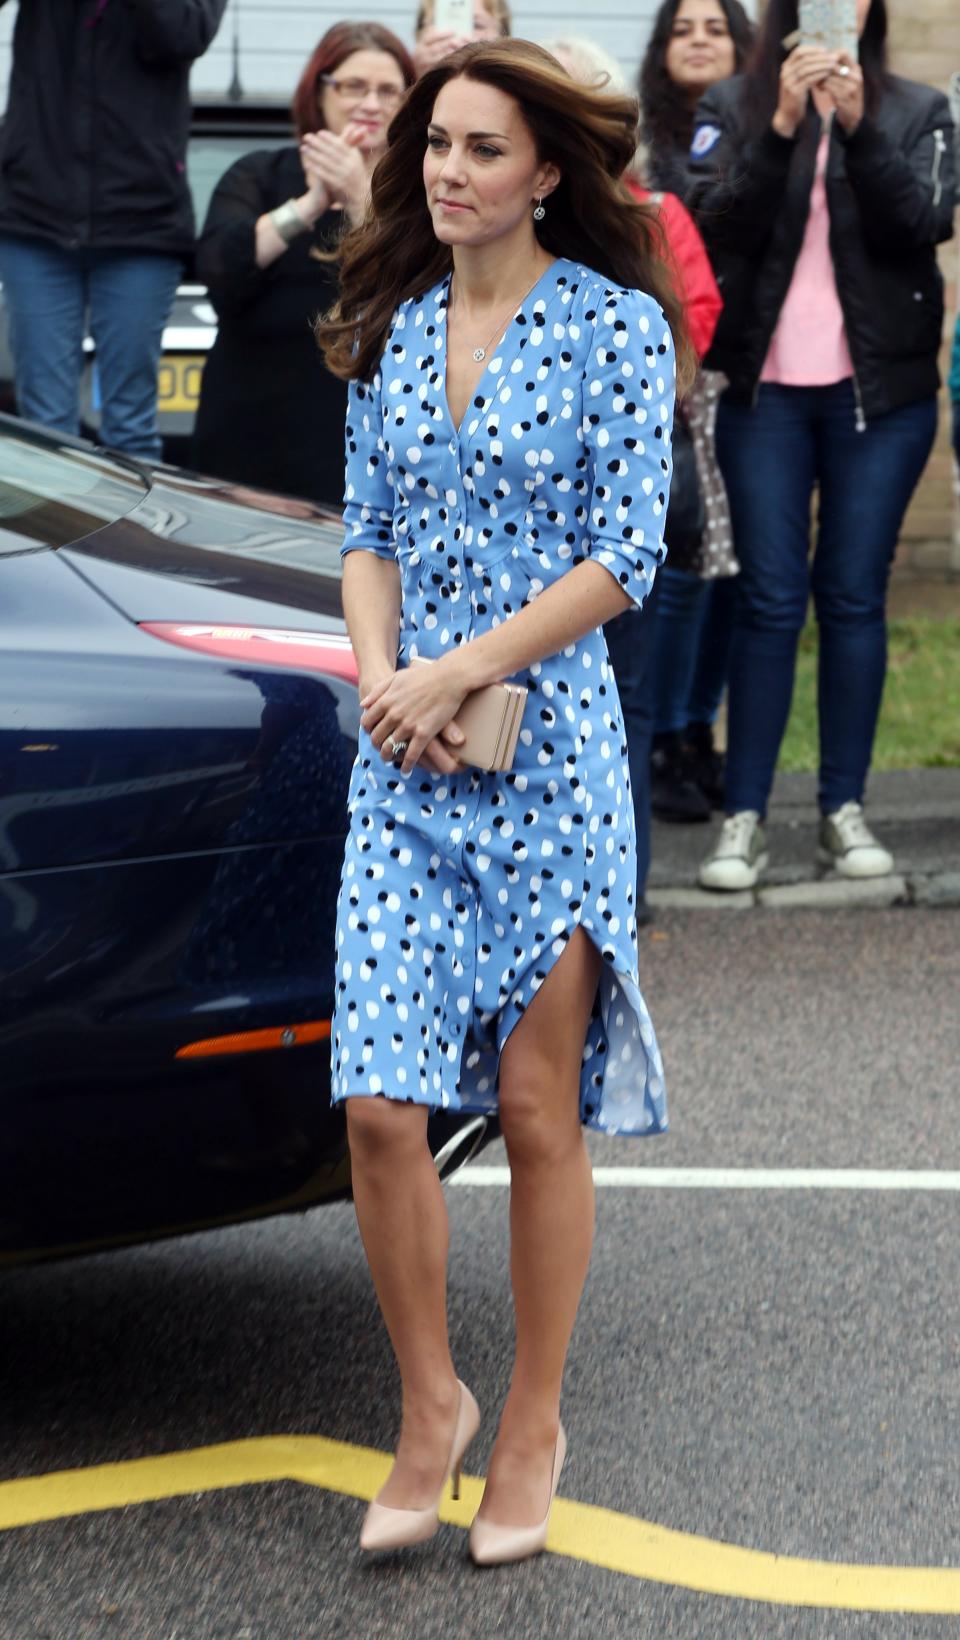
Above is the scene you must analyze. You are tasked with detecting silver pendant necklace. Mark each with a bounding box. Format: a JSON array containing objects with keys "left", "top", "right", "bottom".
[
  {"left": 451, "top": 272, "right": 544, "bottom": 363},
  {"left": 469, "top": 304, "right": 513, "bottom": 363}
]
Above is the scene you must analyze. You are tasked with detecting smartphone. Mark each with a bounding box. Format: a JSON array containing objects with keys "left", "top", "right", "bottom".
[
  {"left": 433, "top": 0, "right": 472, "bottom": 33},
  {"left": 798, "top": 0, "right": 858, "bottom": 57}
]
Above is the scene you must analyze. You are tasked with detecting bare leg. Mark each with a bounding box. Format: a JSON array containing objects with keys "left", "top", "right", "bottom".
[
  {"left": 477, "top": 927, "right": 602, "bottom": 1526},
  {"left": 346, "top": 1097, "right": 461, "bottom": 1509}
]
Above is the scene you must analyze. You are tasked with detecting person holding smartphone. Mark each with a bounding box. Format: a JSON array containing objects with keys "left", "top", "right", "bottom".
[
  {"left": 316, "top": 38, "right": 691, "bottom": 1565},
  {"left": 688, "top": 0, "right": 955, "bottom": 891},
  {"left": 412, "top": 0, "right": 510, "bottom": 78}
]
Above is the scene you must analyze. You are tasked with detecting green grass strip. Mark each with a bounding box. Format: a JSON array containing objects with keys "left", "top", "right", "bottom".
[{"left": 780, "top": 617, "right": 960, "bottom": 772}]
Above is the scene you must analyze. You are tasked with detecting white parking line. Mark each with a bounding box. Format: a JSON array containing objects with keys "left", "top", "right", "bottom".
[{"left": 453, "top": 1167, "right": 960, "bottom": 1191}]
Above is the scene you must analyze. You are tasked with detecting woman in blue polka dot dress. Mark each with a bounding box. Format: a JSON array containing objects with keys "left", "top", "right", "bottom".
[{"left": 317, "top": 39, "right": 689, "bottom": 1566}]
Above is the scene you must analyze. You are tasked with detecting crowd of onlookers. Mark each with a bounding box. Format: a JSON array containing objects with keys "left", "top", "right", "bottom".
[{"left": 0, "top": 0, "right": 956, "bottom": 897}]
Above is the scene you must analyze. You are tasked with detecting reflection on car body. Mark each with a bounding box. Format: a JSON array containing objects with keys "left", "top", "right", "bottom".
[{"left": 0, "top": 418, "right": 492, "bottom": 1267}]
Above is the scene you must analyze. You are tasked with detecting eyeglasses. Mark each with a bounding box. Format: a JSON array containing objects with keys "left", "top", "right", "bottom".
[{"left": 321, "top": 75, "right": 404, "bottom": 107}]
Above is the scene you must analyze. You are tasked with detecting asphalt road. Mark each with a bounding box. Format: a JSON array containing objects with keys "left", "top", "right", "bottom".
[{"left": 2, "top": 907, "right": 960, "bottom": 1640}]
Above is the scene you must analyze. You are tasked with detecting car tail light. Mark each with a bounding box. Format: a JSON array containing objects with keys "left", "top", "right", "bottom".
[{"left": 139, "top": 622, "right": 358, "bottom": 684}]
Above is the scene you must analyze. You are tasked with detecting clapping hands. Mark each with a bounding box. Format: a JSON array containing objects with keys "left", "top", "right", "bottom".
[{"left": 300, "top": 123, "right": 370, "bottom": 226}]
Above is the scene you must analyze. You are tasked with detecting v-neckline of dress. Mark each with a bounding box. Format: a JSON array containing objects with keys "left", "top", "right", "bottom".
[{"left": 439, "top": 258, "right": 565, "bottom": 438}]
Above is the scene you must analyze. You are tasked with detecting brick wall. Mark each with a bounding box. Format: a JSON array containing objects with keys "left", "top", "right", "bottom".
[{"left": 887, "top": 14, "right": 959, "bottom": 575}]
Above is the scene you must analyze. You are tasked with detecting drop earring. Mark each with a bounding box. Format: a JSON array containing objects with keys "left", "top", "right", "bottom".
[{"left": 533, "top": 196, "right": 546, "bottom": 221}]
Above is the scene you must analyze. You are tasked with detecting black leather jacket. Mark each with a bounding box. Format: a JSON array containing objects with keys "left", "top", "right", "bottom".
[
  {"left": 0, "top": 0, "right": 227, "bottom": 258},
  {"left": 687, "top": 73, "right": 956, "bottom": 420}
]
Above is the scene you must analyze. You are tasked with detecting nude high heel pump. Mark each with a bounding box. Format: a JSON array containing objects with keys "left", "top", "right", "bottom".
[
  {"left": 359, "top": 1381, "right": 481, "bottom": 1552},
  {"left": 469, "top": 1424, "right": 567, "bottom": 1567}
]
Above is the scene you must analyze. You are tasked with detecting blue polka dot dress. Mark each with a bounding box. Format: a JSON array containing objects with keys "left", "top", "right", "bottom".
[{"left": 332, "top": 258, "right": 674, "bottom": 1136}]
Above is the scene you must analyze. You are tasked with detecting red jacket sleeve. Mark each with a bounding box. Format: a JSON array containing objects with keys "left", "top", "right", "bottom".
[{"left": 629, "top": 180, "right": 723, "bottom": 361}]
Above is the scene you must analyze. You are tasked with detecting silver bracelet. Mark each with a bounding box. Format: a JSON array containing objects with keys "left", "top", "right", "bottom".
[{"left": 269, "top": 198, "right": 309, "bottom": 245}]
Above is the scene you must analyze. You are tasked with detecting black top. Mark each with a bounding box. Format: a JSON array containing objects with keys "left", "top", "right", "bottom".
[
  {"left": 0, "top": 0, "right": 227, "bottom": 256},
  {"left": 686, "top": 74, "right": 956, "bottom": 418},
  {"left": 191, "top": 146, "right": 348, "bottom": 508}
]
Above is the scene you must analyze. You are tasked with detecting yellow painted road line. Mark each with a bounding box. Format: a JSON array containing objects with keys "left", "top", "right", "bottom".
[{"left": 2, "top": 1437, "right": 960, "bottom": 1614}]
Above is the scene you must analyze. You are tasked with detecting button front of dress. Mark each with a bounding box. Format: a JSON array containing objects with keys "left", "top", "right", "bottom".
[{"left": 334, "top": 260, "right": 674, "bottom": 1135}]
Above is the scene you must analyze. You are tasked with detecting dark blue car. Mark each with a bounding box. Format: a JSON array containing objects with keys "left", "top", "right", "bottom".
[{"left": 0, "top": 418, "right": 491, "bottom": 1266}]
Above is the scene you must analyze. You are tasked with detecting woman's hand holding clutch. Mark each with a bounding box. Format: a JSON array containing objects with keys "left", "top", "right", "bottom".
[{"left": 361, "top": 659, "right": 467, "bottom": 777}]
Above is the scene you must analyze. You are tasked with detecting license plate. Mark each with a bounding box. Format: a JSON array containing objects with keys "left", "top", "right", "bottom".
[
  {"left": 157, "top": 354, "right": 206, "bottom": 413},
  {"left": 90, "top": 355, "right": 207, "bottom": 415}
]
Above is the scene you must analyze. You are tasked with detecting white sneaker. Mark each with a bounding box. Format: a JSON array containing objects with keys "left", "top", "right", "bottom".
[
  {"left": 699, "top": 811, "right": 768, "bottom": 891},
  {"left": 818, "top": 802, "right": 893, "bottom": 878}
]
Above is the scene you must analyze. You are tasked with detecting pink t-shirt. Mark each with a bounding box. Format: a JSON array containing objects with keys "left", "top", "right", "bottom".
[{"left": 761, "top": 132, "right": 854, "bottom": 388}]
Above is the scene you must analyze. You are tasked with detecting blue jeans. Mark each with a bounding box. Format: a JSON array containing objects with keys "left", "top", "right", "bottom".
[
  {"left": 605, "top": 574, "right": 662, "bottom": 899},
  {"left": 650, "top": 567, "right": 739, "bottom": 737},
  {"left": 0, "top": 235, "right": 181, "bottom": 459},
  {"left": 650, "top": 566, "right": 709, "bottom": 736},
  {"left": 650, "top": 568, "right": 741, "bottom": 738},
  {"left": 717, "top": 381, "right": 937, "bottom": 817},
  {"left": 687, "top": 573, "right": 738, "bottom": 728}
]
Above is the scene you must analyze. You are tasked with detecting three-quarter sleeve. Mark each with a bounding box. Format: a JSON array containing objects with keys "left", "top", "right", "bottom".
[
  {"left": 341, "top": 373, "right": 397, "bottom": 560},
  {"left": 580, "top": 285, "right": 675, "bottom": 609}
]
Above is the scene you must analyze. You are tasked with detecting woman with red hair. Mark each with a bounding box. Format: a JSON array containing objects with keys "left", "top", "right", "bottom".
[{"left": 192, "top": 22, "right": 415, "bottom": 505}]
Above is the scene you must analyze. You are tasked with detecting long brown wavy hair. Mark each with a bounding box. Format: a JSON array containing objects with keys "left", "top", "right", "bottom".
[{"left": 316, "top": 39, "right": 693, "bottom": 389}]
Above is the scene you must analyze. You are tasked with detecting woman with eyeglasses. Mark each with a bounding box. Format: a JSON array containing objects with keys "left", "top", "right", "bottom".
[{"left": 191, "top": 22, "right": 414, "bottom": 506}]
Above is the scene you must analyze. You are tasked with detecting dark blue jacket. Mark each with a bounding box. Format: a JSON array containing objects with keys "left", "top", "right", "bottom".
[
  {"left": 687, "top": 73, "right": 956, "bottom": 419},
  {"left": 0, "top": 0, "right": 227, "bottom": 256}
]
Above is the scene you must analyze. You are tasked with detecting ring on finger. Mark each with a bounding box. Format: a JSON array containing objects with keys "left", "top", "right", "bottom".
[
  {"left": 837, "top": 63, "right": 850, "bottom": 76},
  {"left": 385, "top": 736, "right": 408, "bottom": 761}
]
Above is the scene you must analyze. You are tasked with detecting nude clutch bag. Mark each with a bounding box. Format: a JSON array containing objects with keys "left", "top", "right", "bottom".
[{"left": 410, "top": 657, "right": 528, "bottom": 772}]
